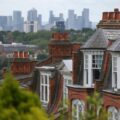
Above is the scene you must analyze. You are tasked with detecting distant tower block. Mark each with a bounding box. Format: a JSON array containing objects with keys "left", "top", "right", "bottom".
[{"left": 56, "top": 21, "right": 65, "bottom": 32}]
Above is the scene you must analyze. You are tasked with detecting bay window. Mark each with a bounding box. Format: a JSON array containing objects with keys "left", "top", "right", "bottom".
[{"left": 84, "top": 50, "right": 103, "bottom": 87}]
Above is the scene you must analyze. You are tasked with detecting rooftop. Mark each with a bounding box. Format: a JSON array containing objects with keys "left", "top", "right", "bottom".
[
  {"left": 81, "top": 29, "right": 108, "bottom": 49},
  {"left": 81, "top": 29, "right": 120, "bottom": 50}
]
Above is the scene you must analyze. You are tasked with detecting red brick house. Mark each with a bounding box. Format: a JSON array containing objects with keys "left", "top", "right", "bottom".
[
  {"left": 1, "top": 43, "right": 38, "bottom": 89},
  {"left": 31, "top": 9, "right": 120, "bottom": 120},
  {"left": 31, "top": 28, "right": 81, "bottom": 117},
  {"left": 68, "top": 9, "right": 120, "bottom": 120}
]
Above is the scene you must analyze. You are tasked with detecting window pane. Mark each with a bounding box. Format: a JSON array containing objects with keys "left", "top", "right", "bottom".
[
  {"left": 41, "top": 86, "right": 44, "bottom": 100},
  {"left": 45, "top": 86, "right": 47, "bottom": 101}
]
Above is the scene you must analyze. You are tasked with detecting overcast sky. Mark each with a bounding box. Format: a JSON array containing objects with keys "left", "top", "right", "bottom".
[{"left": 0, "top": 0, "right": 120, "bottom": 22}]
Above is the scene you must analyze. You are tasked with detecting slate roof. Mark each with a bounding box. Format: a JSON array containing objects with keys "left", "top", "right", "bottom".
[
  {"left": 81, "top": 29, "right": 120, "bottom": 49},
  {"left": 108, "top": 39, "right": 120, "bottom": 52},
  {"left": 103, "top": 29, "right": 120, "bottom": 40},
  {"left": 81, "top": 29, "right": 108, "bottom": 49}
]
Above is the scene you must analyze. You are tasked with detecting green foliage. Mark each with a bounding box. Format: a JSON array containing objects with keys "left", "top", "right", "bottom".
[
  {"left": 0, "top": 29, "right": 95, "bottom": 51},
  {"left": 0, "top": 73, "right": 50, "bottom": 120},
  {"left": 81, "top": 92, "right": 108, "bottom": 120},
  {"left": 68, "top": 28, "right": 95, "bottom": 42}
]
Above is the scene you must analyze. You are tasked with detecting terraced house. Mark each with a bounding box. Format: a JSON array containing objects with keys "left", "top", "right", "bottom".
[{"left": 31, "top": 9, "right": 120, "bottom": 120}]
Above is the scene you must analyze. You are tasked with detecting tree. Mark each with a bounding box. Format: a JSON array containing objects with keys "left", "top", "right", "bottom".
[
  {"left": 0, "top": 72, "right": 51, "bottom": 120},
  {"left": 81, "top": 92, "right": 108, "bottom": 120}
]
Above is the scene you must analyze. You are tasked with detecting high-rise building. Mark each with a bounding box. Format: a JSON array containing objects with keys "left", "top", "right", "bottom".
[
  {"left": 7, "top": 16, "right": 12, "bottom": 26},
  {"left": 56, "top": 21, "right": 65, "bottom": 32},
  {"left": 59, "top": 13, "right": 64, "bottom": 21},
  {"left": 47, "top": 11, "right": 65, "bottom": 30},
  {"left": 82, "top": 8, "right": 91, "bottom": 28},
  {"left": 76, "top": 16, "right": 83, "bottom": 30},
  {"left": 66, "top": 8, "right": 92, "bottom": 30},
  {"left": 27, "top": 8, "right": 37, "bottom": 22},
  {"left": 37, "top": 14, "right": 42, "bottom": 30},
  {"left": 0, "top": 16, "right": 7, "bottom": 31},
  {"left": 13, "top": 11, "right": 24, "bottom": 32},
  {"left": 24, "top": 21, "right": 38, "bottom": 33},
  {"left": 49, "top": 10, "right": 55, "bottom": 24},
  {"left": 66, "top": 10, "right": 76, "bottom": 29},
  {"left": 6, "top": 16, "right": 13, "bottom": 31}
]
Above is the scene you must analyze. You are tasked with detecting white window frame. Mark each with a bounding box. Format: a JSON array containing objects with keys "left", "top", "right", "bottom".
[
  {"left": 40, "top": 72, "right": 50, "bottom": 104},
  {"left": 72, "top": 99, "right": 85, "bottom": 120},
  {"left": 83, "top": 50, "right": 104, "bottom": 87}
]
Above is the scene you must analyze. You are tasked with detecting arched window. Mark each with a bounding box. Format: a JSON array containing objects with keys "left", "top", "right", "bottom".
[
  {"left": 108, "top": 106, "right": 119, "bottom": 120},
  {"left": 72, "top": 99, "right": 85, "bottom": 120}
]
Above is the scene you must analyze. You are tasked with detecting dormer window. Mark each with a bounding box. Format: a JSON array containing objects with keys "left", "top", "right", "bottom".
[
  {"left": 83, "top": 50, "right": 103, "bottom": 87},
  {"left": 40, "top": 73, "right": 50, "bottom": 104}
]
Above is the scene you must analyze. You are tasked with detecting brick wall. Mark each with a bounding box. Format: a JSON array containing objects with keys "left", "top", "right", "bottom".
[{"left": 103, "top": 92, "right": 120, "bottom": 109}]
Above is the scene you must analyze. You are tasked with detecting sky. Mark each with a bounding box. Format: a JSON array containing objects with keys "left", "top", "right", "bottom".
[{"left": 0, "top": 0, "right": 120, "bottom": 22}]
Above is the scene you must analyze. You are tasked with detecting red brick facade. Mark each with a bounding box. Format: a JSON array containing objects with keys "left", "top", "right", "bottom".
[
  {"left": 48, "top": 33, "right": 81, "bottom": 63},
  {"left": 11, "top": 51, "right": 36, "bottom": 75},
  {"left": 11, "top": 61, "right": 36, "bottom": 75},
  {"left": 68, "top": 9, "right": 120, "bottom": 118},
  {"left": 103, "top": 92, "right": 120, "bottom": 109},
  {"left": 38, "top": 32, "right": 81, "bottom": 65}
]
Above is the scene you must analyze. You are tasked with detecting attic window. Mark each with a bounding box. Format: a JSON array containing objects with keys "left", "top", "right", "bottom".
[{"left": 84, "top": 50, "right": 103, "bottom": 87}]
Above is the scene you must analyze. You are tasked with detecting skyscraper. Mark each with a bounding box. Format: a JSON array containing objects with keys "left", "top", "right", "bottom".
[
  {"left": 24, "top": 21, "right": 38, "bottom": 33},
  {"left": 13, "top": 11, "right": 24, "bottom": 32},
  {"left": 59, "top": 13, "right": 64, "bottom": 21},
  {"left": 0, "top": 16, "right": 7, "bottom": 30},
  {"left": 27, "top": 8, "right": 37, "bottom": 21},
  {"left": 66, "top": 8, "right": 92, "bottom": 30},
  {"left": 37, "top": 14, "right": 42, "bottom": 30},
  {"left": 66, "top": 10, "right": 76, "bottom": 29},
  {"left": 76, "top": 16, "right": 83, "bottom": 30},
  {"left": 49, "top": 10, "right": 55, "bottom": 24},
  {"left": 6, "top": 16, "right": 13, "bottom": 31},
  {"left": 82, "top": 8, "right": 91, "bottom": 28}
]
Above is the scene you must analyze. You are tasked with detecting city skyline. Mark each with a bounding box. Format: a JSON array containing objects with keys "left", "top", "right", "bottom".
[
  {"left": 0, "top": 0, "right": 120, "bottom": 22},
  {"left": 0, "top": 8, "right": 92, "bottom": 32}
]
